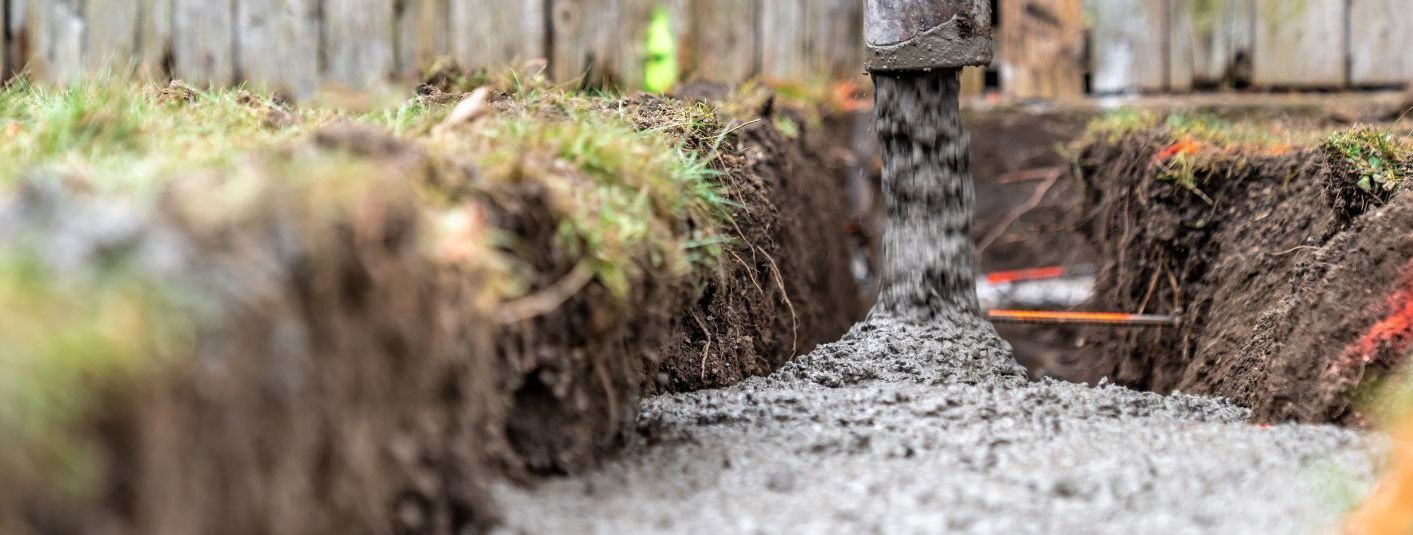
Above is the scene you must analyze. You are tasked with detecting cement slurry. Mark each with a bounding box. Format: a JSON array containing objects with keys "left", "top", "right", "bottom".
[{"left": 493, "top": 315, "right": 1381, "bottom": 534}]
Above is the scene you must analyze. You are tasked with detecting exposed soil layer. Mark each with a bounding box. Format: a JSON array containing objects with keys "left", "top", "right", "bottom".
[
  {"left": 1078, "top": 133, "right": 1413, "bottom": 423},
  {"left": 0, "top": 95, "right": 862, "bottom": 533}
]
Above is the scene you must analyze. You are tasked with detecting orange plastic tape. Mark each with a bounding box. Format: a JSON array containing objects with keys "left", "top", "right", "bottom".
[
  {"left": 985, "top": 266, "right": 1066, "bottom": 285},
  {"left": 987, "top": 309, "right": 1179, "bottom": 327}
]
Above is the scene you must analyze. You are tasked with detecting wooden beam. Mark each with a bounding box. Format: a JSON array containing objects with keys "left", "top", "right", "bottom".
[
  {"left": 1252, "top": 0, "right": 1345, "bottom": 88},
  {"left": 237, "top": 0, "right": 320, "bottom": 98},
  {"left": 999, "top": 0, "right": 1084, "bottom": 99}
]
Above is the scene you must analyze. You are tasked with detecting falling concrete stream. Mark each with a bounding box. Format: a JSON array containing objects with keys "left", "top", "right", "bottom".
[{"left": 491, "top": 70, "right": 1382, "bottom": 534}]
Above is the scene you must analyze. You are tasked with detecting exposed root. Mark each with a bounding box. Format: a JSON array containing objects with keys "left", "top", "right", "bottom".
[
  {"left": 496, "top": 262, "right": 596, "bottom": 324},
  {"left": 761, "top": 251, "right": 799, "bottom": 356},
  {"left": 692, "top": 311, "right": 714, "bottom": 380},
  {"left": 977, "top": 173, "right": 1061, "bottom": 256}
]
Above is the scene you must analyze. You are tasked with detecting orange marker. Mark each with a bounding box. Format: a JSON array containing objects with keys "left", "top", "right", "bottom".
[
  {"left": 985, "top": 266, "right": 1068, "bottom": 285},
  {"left": 987, "top": 309, "right": 1180, "bottom": 328}
]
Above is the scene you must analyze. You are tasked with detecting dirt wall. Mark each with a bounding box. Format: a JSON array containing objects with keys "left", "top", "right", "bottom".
[
  {"left": 1, "top": 96, "right": 862, "bottom": 534},
  {"left": 1079, "top": 133, "right": 1413, "bottom": 424}
]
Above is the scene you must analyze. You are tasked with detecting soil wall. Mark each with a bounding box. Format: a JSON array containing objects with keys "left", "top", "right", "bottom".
[
  {"left": 1, "top": 97, "right": 862, "bottom": 534},
  {"left": 1079, "top": 133, "right": 1413, "bottom": 424}
]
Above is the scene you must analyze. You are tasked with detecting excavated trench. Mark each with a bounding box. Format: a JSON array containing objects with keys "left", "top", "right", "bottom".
[
  {"left": 4, "top": 76, "right": 1405, "bottom": 533},
  {"left": 490, "top": 74, "right": 1385, "bottom": 533}
]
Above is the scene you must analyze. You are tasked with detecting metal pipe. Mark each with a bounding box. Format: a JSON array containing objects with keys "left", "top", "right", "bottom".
[{"left": 864, "top": 0, "right": 994, "bottom": 72}]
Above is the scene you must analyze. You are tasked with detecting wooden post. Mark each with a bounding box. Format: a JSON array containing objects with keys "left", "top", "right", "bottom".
[{"left": 999, "top": 0, "right": 1084, "bottom": 99}]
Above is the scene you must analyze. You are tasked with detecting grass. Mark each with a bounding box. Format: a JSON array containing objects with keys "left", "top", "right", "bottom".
[
  {"left": 419, "top": 84, "right": 737, "bottom": 298},
  {"left": 0, "top": 246, "right": 196, "bottom": 500},
  {"left": 1084, "top": 109, "right": 1413, "bottom": 199},
  {"left": 0, "top": 73, "right": 745, "bottom": 500},
  {"left": 1325, "top": 128, "right": 1413, "bottom": 197}
]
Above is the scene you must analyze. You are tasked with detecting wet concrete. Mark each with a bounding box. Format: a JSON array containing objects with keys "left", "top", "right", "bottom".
[
  {"left": 493, "top": 315, "right": 1379, "bottom": 534},
  {"left": 491, "top": 70, "right": 1382, "bottom": 532}
]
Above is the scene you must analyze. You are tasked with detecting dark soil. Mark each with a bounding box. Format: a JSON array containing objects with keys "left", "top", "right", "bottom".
[
  {"left": 965, "top": 107, "right": 1097, "bottom": 378},
  {"left": 1, "top": 95, "right": 862, "bottom": 534},
  {"left": 1078, "top": 134, "right": 1413, "bottom": 424}
]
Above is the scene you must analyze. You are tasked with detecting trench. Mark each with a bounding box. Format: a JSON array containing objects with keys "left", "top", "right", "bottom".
[{"left": 488, "top": 73, "right": 1382, "bottom": 533}]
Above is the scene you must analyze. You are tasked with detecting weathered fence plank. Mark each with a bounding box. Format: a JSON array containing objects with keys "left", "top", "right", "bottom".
[
  {"left": 85, "top": 0, "right": 139, "bottom": 73},
  {"left": 1165, "top": 0, "right": 1193, "bottom": 92},
  {"left": 1, "top": 0, "right": 10, "bottom": 77},
  {"left": 804, "top": 0, "right": 863, "bottom": 79},
  {"left": 323, "top": 0, "right": 395, "bottom": 88},
  {"left": 455, "top": 0, "right": 548, "bottom": 77},
  {"left": 1252, "top": 0, "right": 1345, "bottom": 87},
  {"left": 1169, "top": 0, "right": 1253, "bottom": 87},
  {"left": 683, "top": 0, "right": 758, "bottom": 84},
  {"left": 20, "top": 0, "right": 85, "bottom": 83},
  {"left": 238, "top": 0, "right": 320, "bottom": 98},
  {"left": 607, "top": 0, "right": 673, "bottom": 90},
  {"left": 1000, "top": 0, "right": 1084, "bottom": 99},
  {"left": 548, "top": 0, "right": 620, "bottom": 84},
  {"left": 137, "top": 0, "right": 173, "bottom": 79},
  {"left": 1349, "top": 0, "right": 1413, "bottom": 87},
  {"left": 1089, "top": 0, "right": 1166, "bottom": 93},
  {"left": 172, "top": 0, "right": 235, "bottom": 86},
  {"left": 759, "top": 0, "right": 807, "bottom": 81},
  {"left": 397, "top": 0, "right": 449, "bottom": 77}
]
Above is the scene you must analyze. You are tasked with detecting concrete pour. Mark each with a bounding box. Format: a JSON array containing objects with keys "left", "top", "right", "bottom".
[
  {"left": 493, "top": 314, "right": 1381, "bottom": 534},
  {"left": 492, "top": 69, "right": 1381, "bottom": 533}
]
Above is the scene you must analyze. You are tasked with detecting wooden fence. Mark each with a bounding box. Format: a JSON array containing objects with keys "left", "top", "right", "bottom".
[
  {"left": 1, "top": 0, "right": 867, "bottom": 99},
  {"left": 1092, "top": 0, "right": 1413, "bottom": 93},
  {"left": 2, "top": 1, "right": 1410, "bottom": 100}
]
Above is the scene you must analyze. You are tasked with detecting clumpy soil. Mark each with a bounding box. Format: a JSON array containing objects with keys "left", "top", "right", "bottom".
[
  {"left": 0, "top": 93, "right": 862, "bottom": 533},
  {"left": 1078, "top": 133, "right": 1413, "bottom": 424}
]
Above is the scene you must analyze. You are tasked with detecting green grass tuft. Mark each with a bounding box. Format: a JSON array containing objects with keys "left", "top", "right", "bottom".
[{"left": 1325, "top": 128, "right": 1413, "bottom": 196}]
